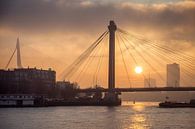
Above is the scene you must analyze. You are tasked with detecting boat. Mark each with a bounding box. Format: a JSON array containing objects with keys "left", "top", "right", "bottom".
[{"left": 159, "top": 99, "right": 195, "bottom": 108}]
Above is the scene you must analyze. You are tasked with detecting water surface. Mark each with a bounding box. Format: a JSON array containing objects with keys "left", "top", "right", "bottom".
[{"left": 0, "top": 102, "right": 195, "bottom": 129}]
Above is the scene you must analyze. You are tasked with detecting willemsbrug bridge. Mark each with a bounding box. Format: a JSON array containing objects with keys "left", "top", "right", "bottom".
[
  {"left": 6, "top": 21, "right": 195, "bottom": 97},
  {"left": 61, "top": 21, "right": 195, "bottom": 99},
  {"left": 78, "top": 87, "right": 195, "bottom": 93}
]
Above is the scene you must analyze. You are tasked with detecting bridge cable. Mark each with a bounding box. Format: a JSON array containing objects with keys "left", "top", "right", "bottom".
[
  {"left": 118, "top": 28, "right": 194, "bottom": 86},
  {"left": 121, "top": 31, "right": 195, "bottom": 72},
  {"left": 92, "top": 39, "right": 105, "bottom": 86},
  {"left": 126, "top": 33, "right": 195, "bottom": 77},
  {"left": 118, "top": 31, "right": 165, "bottom": 84},
  {"left": 117, "top": 31, "right": 151, "bottom": 87},
  {"left": 5, "top": 47, "right": 17, "bottom": 69},
  {"left": 60, "top": 31, "right": 108, "bottom": 80},
  {"left": 61, "top": 31, "right": 108, "bottom": 79},
  {"left": 68, "top": 31, "right": 108, "bottom": 79},
  {"left": 73, "top": 32, "right": 108, "bottom": 86},
  {"left": 120, "top": 32, "right": 191, "bottom": 86},
  {"left": 118, "top": 28, "right": 195, "bottom": 60},
  {"left": 75, "top": 39, "right": 103, "bottom": 85},
  {"left": 116, "top": 32, "right": 132, "bottom": 88}
]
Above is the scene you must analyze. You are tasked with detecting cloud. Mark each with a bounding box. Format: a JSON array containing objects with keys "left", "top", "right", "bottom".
[
  {"left": 0, "top": 0, "right": 194, "bottom": 38},
  {"left": 0, "top": 0, "right": 195, "bottom": 85}
]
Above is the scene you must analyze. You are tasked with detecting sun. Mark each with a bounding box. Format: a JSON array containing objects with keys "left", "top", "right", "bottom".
[{"left": 135, "top": 66, "right": 143, "bottom": 74}]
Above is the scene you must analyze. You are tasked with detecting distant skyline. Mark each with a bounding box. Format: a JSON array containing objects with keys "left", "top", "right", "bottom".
[{"left": 0, "top": 0, "right": 195, "bottom": 87}]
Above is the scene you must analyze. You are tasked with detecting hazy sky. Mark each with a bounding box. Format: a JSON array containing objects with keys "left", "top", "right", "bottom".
[{"left": 0, "top": 0, "right": 195, "bottom": 87}]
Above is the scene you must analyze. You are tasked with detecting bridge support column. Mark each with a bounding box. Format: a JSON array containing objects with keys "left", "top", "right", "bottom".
[
  {"left": 102, "top": 21, "right": 121, "bottom": 106},
  {"left": 108, "top": 20, "right": 117, "bottom": 90},
  {"left": 16, "top": 38, "right": 23, "bottom": 68}
]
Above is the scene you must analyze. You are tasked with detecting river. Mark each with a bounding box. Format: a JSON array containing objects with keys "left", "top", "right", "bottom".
[{"left": 0, "top": 102, "right": 195, "bottom": 129}]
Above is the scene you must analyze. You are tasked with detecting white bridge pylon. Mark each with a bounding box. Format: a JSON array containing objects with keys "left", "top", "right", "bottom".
[{"left": 5, "top": 38, "right": 23, "bottom": 69}]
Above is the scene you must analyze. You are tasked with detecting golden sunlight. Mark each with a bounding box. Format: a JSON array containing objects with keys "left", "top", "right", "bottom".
[{"left": 135, "top": 66, "right": 143, "bottom": 74}]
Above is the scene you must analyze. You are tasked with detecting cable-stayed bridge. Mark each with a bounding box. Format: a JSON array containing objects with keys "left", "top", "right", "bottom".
[
  {"left": 5, "top": 38, "right": 23, "bottom": 69},
  {"left": 60, "top": 21, "right": 195, "bottom": 93},
  {"left": 5, "top": 21, "right": 195, "bottom": 93},
  {"left": 78, "top": 87, "right": 195, "bottom": 93},
  {"left": 4, "top": 21, "right": 195, "bottom": 105}
]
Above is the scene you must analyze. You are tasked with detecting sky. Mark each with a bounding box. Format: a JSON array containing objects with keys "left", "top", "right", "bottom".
[{"left": 0, "top": 0, "right": 195, "bottom": 88}]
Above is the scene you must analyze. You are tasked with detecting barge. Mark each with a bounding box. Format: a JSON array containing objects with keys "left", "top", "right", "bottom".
[{"left": 159, "top": 99, "right": 195, "bottom": 108}]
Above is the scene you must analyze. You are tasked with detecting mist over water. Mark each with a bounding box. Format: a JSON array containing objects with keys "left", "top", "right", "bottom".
[{"left": 0, "top": 102, "right": 195, "bottom": 129}]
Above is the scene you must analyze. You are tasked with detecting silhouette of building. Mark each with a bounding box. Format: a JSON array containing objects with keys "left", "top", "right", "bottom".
[
  {"left": 144, "top": 78, "right": 156, "bottom": 87},
  {"left": 55, "top": 81, "right": 79, "bottom": 99},
  {"left": 0, "top": 68, "right": 56, "bottom": 94},
  {"left": 56, "top": 81, "right": 78, "bottom": 89},
  {"left": 167, "top": 63, "right": 180, "bottom": 87}
]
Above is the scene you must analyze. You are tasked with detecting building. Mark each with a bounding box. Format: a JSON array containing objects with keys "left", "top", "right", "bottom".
[
  {"left": 0, "top": 68, "right": 56, "bottom": 94},
  {"left": 144, "top": 78, "right": 156, "bottom": 87},
  {"left": 56, "top": 81, "right": 78, "bottom": 89},
  {"left": 167, "top": 63, "right": 180, "bottom": 87},
  {"left": 0, "top": 94, "right": 46, "bottom": 107},
  {"left": 55, "top": 81, "right": 79, "bottom": 99}
]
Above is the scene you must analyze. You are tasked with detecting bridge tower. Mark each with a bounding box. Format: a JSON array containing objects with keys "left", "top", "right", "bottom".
[
  {"left": 103, "top": 21, "right": 121, "bottom": 105},
  {"left": 108, "top": 20, "right": 117, "bottom": 90},
  {"left": 5, "top": 38, "right": 23, "bottom": 69},
  {"left": 16, "top": 38, "right": 23, "bottom": 68}
]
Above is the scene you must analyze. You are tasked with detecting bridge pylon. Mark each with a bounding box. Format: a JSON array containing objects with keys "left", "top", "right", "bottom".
[
  {"left": 16, "top": 38, "right": 23, "bottom": 68},
  {"left": 108, "top": 20, "right": 117, "bottom": 90},
  {"left": 103, "top": 21, "right": 121, "bottom": 105}
]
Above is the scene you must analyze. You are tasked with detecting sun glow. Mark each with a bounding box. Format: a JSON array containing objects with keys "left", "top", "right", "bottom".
[{"left": 135, "top": 66, "right": 143, "bottom": 74}]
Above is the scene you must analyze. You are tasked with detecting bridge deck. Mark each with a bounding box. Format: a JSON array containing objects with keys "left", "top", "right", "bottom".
[{"left": 78, "top": 87, "right": 195, "bottom": 93}]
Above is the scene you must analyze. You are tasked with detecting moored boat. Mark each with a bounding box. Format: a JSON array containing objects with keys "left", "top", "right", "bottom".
[{"left": 159, "top": 99, "right": 195, "bottom": 108}]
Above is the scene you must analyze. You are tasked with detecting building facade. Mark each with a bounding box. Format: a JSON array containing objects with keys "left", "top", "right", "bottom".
[
  {"left": 0, "top": 68, "right": 56, "bottom": 94},
  {"left": 167, "top": 63, "right": 180, "bottom": 87}
]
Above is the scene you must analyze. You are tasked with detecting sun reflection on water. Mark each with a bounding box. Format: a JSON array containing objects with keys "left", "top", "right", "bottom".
[
  {"left": 128, "top": 102, "right": 150, "bottom": 129},
  {"left": 130, "top": 114, "right": 147, "bottom": 129},
  {"left": 132, "top": 103, "right": 145, "bottom": 112}
]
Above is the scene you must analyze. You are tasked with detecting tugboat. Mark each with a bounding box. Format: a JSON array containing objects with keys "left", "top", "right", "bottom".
[{"left": 159, "top": 99, "right": 195, "bottom": 108}]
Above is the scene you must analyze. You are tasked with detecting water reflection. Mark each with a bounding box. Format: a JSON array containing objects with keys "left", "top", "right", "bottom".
[
  {"left": 132, "top": 103, "right": 145, "bottom": 112},
  {"left": 130, "top": 114, "right": 147, "bottom": 129},
  {"left": 129, "top": 103, "right": 149, "bottom": 129},
  {"left": 0, "top": 102, "right": 194, "bottom": 129}
]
